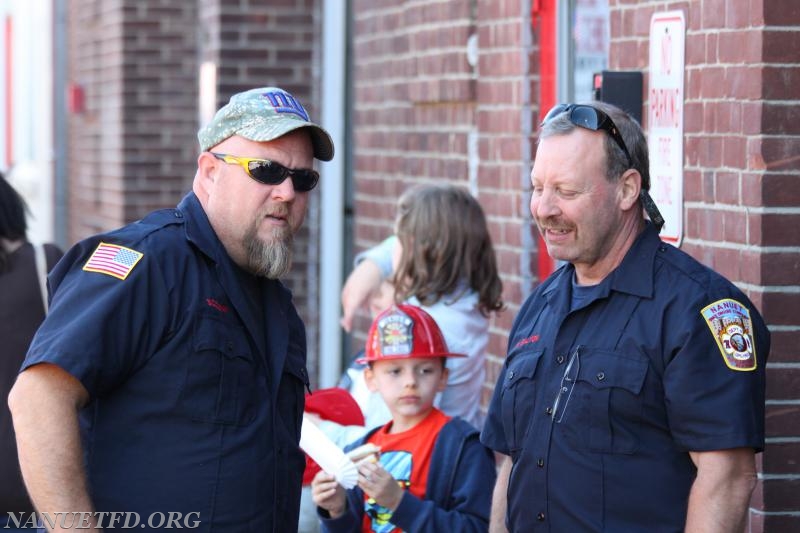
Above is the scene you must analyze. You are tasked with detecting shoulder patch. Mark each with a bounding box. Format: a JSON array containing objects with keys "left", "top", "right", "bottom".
[
  {"left": 82, "top": 242, "right": 144, "bottom": 280},
  {"left": 701, "top": 298, "right": 757, "bottom": 371}
]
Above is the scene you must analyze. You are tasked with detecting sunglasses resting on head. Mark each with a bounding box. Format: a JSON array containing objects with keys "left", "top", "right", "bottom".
[
  {"left": 543, "top": 103, "right": 633, "bottom": 167},
  {"left": 542, "top": 103, "right": 665, "bottom": 232},
  {"left": 211, "top": 152, "right": 320, "bottom": 192}
]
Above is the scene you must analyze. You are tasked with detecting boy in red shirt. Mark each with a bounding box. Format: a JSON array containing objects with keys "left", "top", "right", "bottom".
[{"left": 311, "top": 304, "right": 495, "bottom": 533}]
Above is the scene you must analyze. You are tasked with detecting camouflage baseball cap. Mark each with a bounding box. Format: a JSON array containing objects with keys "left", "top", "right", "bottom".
[{"left": 197, "top": 87, "right": 334, "bottom": 161}]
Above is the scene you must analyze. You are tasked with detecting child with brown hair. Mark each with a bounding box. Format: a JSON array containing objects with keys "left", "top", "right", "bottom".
[
  {"left": 340, "top": 184, "right": 503, "bottom": 429},
  {"left": 311, "top": 304, "right": 495, "bottom": 532}
]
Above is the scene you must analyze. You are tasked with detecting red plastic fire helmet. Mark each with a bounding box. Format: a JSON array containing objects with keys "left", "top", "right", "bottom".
[{"left": 357, "top": 304, "right": 466, "bottom": 363}]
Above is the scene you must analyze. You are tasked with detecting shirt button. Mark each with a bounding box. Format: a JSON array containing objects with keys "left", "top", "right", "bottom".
[
  {"left": 537, "top": 512, "right": 545, "bottom": 521},
  {"left": 596, "top": 372, "right": 605, "bottom": 381},
  {"left": 556, "top": 355, "right": 565, "bottom": 364},
  {"left": 507, "top": 370, "right": 515, "bottom": 380},
  {"left": 537, "top": 458, "right": 544, "bottom": 467},
  {"left": 545, "top": 407, "right": 553, "bottom": 415}
]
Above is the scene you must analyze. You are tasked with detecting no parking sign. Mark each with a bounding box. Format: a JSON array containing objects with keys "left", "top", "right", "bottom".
[{"left": 648, "top": 11, "right": 685, "bottom": 245}]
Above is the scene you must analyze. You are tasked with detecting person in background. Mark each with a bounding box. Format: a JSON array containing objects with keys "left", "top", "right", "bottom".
[
  {"left": 340, "top": 184, "right": 504, "bottom": 430},
  {"left": 312, "top": 304, "right": 496, "bottom": 532},
  {"left": 8, "top": 87, "right": 333, "bottom": 531},
  {"left": 481, "top": 102, "right": 769, "bottom": 532},
  {"left": 0, "top": 173, "right": 63, "bottom": 531}
]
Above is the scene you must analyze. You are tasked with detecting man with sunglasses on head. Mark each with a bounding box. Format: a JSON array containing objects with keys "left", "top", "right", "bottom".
[
  {"left": 9, "top": 87, "right": 333, "bottom": 532},
  {"left": 481, "top": 102, "right": 768, "bottom": 533}
]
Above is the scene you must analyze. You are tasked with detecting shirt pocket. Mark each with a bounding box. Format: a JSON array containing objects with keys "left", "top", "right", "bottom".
[
  {"left": 178, "top": 315, "right": 258, "bottom": 426},
  {"left": 561, "top": 348, "right": 648, "bottom": 454},
  {"left": 277, "top": 340, "right": 309, "bottom": 443},
  {"left": 500, "top": 350, "right": 544, "bottom": 455}
]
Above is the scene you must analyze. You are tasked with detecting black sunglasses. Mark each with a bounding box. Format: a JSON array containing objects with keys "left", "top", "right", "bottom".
[
  {"left": 542, "top": 104, "right": 665, "bottom": 231},
  {"left": 210, "top": 153, "right": 320, "bottom": 192},
  {"left": 542, "top": 104, "right": 633, "bottom": 167}
]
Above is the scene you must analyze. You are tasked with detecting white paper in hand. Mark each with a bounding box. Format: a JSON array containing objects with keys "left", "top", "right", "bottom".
[{"left": 300, "top": 414, "right": 358, "bottom": 489}]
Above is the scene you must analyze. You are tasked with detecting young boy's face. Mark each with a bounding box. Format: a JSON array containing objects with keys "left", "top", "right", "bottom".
[{"left": 364, "top": 358, "right": 448, "bottom": 432}]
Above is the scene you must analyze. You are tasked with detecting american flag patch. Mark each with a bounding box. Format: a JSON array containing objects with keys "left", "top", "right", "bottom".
[{"left": 82, "top": 242, "right": 144, "bottom": 280}]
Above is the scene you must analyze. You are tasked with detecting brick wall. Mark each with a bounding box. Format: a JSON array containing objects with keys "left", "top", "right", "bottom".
[
  {"left": 754, "top": 1, "right": 800, "bottom": 527},
  {"left": 474, "top": 0, "right": 540, "bottom": 409},
  {"left": 349, "top": 0, "right": 478, "bottom": 331},
  {"left": 68, "top": 0, "right": 129, "bottom": 239},
  {"left": 609, "top": 1, "right": 800, "bottom": 530},
  {"left": 119, "top": 2, "right": 199, "bottom": 221},
  {"left": 67, "top": 0, "right": 198, "bottom": 239}
]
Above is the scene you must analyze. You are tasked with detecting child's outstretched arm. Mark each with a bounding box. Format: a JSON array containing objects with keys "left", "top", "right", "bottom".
[
  {"left": 340, "top": 258, "right": 383, "bottom": 332},
  {"left": 340, "top": 236, "right": 397, "bottom": 332},
  {"left": 311, "top": 471, "right": 347, "bottom": 519}
]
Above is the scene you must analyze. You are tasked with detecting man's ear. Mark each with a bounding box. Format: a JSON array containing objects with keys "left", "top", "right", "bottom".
[
  {"left": 618, "top": 168, "right": 642, "bottom": 212},
  {"left": 194, "top": 152, "right": 219, "bottom": 200}
]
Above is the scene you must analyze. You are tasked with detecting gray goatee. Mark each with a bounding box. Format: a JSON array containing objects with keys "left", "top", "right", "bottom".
[{"left": 246, "top": 226, "right": 293, "bottom": 279}]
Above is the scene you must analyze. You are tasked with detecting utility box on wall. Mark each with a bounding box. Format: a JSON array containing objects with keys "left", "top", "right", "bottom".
[{"left": 593, "top": 70, "right": 643, "bottom": 124}]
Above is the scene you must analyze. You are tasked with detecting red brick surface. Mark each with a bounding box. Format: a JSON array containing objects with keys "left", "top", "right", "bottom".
[
  {"left": 763, "top": 479, "right": 800, "bottom": 512},
  {"left": 763, "top": 515, "right": 800, "bottom": 532},
  {"left": 762, "top": 442, "right": 800, "bottom": 474}
]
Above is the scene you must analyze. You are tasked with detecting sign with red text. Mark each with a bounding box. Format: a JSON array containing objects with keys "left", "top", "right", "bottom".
[{"left": 648, "top": 11, "right": 685, "bottom": 245}]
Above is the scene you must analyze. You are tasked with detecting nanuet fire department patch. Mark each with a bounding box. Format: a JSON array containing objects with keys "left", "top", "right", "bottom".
[{"left": 701, "top": 298, "right": 757, "bottom": 371}]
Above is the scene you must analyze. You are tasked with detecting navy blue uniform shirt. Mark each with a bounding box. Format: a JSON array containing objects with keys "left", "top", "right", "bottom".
[
  {"left": 481, "top": 223, "right": 769, "bottom": 532},
  {"left": 23, "top": 193, "right": 309, "bottom": 532}
]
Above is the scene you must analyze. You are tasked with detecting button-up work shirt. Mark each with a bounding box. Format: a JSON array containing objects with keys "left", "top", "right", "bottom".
[{"left": 481, "top": 224, "right": 769, "bottom": 532}]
